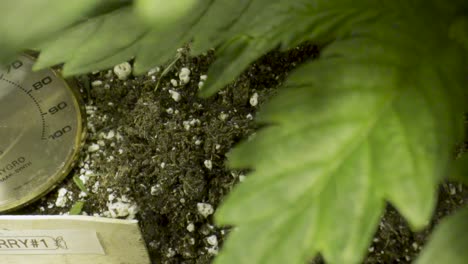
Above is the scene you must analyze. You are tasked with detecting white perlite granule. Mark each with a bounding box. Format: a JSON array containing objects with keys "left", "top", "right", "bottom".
[
  {"left": 87, "top": 143, "right": 100, "bottom": 152},
  {"left": 204, "top": 160, "right": 213, "bottom": 170},
  {"left": 169, "top": 90, "right": 181, "bottom": 102},
  {"left": 55, "top": 188, "right": 69, "bottom": 208},
  {"left": 250, "top": 92, "right": 259, "bottom": 107},
  {"left": 179, "top": 67, "right": 191, "bottom": 85},
  {"left": 206, "top": 235, "right": 218, "bottom": 246},
  {"left": 197, "top": 202, "right": 214, "bottom": 218},
  {"left": 186, "top": 223, "right": 195, "bottom": 232},
  {"left": 107, "top": 196, "right": 139, "bottom": 219},
  {"left": 113, "top": 62, "right": 132, "bottom": 80}
]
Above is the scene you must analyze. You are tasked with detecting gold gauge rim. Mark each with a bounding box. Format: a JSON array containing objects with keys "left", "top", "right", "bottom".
[{"left": 0, "top": 54, "right": 87, "bottom": 213}]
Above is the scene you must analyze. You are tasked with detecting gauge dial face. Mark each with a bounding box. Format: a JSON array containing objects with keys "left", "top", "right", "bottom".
[{"left": 0, "top": 54, "right": 85, "bottom": 212}]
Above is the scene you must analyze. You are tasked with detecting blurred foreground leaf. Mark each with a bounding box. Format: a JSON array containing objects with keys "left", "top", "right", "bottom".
[
  {"left": 416, "top": 207, "right": 468, "bottom": 264},
  {"left": 0, "top": 0, "right": 99, "bottom": 62}
]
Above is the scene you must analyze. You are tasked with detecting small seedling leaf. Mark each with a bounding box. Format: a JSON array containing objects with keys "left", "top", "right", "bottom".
[
  {"left": 73, "top": 175, "right": 88, "bottom": 194},
  {"left": 69, "top": 201, "right": 85, "bottom": 215}
]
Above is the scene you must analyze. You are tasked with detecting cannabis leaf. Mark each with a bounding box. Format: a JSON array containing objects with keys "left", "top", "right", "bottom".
[
  {"left": 450, "top": 154, "right": 468, "bottom": 186},
  {"left": 416, "top": 207, "right": 468, "bottom": 264},
  {"left": 34, "top": 0, "right": 381, "bottom": 96},
  {"left": 450, "top": 16, "right": 468, "bottom": 52},
  {"left": 135, "top": 0, "right": 198, "bottom": 26},
  {"left": 215, "top": 16, "right": 467, "bottom": 264},
  {"left": 35, "top": 2, "right": 212, "bottom": 76},
  {"left": 198, "top": 1, "right": 381, "bottom": 97},
  {"left": 35, "top": 7, "right": 149, "bottom": 75},
  {"left": 0, "top": 0, "right": 102, "bottom": 62},
  {"left": 0, "top": 0, "right": 466, "bottom": 263}
]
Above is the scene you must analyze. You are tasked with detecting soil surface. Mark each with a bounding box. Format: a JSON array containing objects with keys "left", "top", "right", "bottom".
[{"left": 14, "top": 44, "right": 468, "bottom": 264}]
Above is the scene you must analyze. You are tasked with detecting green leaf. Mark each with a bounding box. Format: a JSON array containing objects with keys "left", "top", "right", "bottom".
[
  {"left": 132, "top": 1, "right": 213, "bottom": 75},
  {"left": 215, "top": 31, "right": 467, "bottom": 263},
  {"left": 35, "top": 7, "right": 149, "bottom": 76},
  {"left": 199, "top": 36, "right": 276, "bottom": 97},
  {"left": 450, "top": 154, "right": 468, "bottom": 186},
  {"left": 218, "top": 143, "right": 384, "bottom": 264},
  {"left": 197, "top": 1, "right": 385, "bottom": 97},
  {"left": 0, "top": 0, "right": 100, "bottom": 62},
  {"left": 135, "top": 0, "right": 198, "bottom": 25},
  {"left": 30, "top": 0, "right": 388, "bottom": 95},
  {"left": 416, "top": 206, "right": 468, "bottom": 264},
  {"left": 190, "top": 0, "right": 274, "bottom": 55},
  {"left": 134, "top": 0, "right": 383, "bottom": 94},
  {"left": 37, "top": 1, "right": 215, "bottom": 76},
  {"left": 69, "top": 201, "right": 85, "bottom": 215},
  {"left": 73, "top": 175, "right": 88, "bottom": 194},
  {"left": 85, "top": 0, "right": 134, "bottom": 18},
  {"left": 449, "top": 16, "right": 468, "bottom": 52}
]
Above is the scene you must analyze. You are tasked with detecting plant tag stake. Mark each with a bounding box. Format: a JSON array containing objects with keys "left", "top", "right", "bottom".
[
  {"left": 0, "top": 215, "right": 151, "bottom": 264},
  {"left": 0, "top": 229, "right": 104, "bottom": 255}
]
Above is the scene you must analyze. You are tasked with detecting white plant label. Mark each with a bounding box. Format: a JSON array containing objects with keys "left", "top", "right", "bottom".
[{"left": 0, "top": 230, "right": 104, "bottom": 255}]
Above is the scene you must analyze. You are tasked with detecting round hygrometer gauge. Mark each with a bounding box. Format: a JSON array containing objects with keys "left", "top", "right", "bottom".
[{"left": 0, "top": 54, "right": 85, "bottom": 212}]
